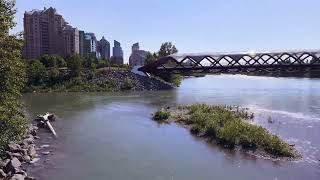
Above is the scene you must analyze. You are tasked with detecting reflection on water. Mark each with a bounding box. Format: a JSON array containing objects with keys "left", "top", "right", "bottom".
[{"left": 23, "top": 75, "right": 320, "bottom": 180}]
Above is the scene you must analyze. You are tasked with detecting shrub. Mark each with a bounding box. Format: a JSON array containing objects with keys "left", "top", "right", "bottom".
[
  {"left": 174, "top": 104, "right": 295, "bottom": 157},
  {"left": 153, "top": 110, "right": 170, "bottom": 121},
  {"left": 121, "top": 77, "right": 134, "bottom": 90}
]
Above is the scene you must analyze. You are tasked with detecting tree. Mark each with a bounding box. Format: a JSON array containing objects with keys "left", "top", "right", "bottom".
[
  {"left": 145, "top": 52, "right": 158, "bottom": 65},
  {"left": 39, "top": 54, "right": 66, "bottom": 68},
  {"left": 158, "top": 42, "right": 178, "bottom": 58},
  {"left": 27, "top": 60, "right": 46, "bottom": 85},
  {"left": 67, "top": 54, "right": 83, "bottom": 77},
  {"left": 0, "top": 0, "right": 27, "bottom": 154}
]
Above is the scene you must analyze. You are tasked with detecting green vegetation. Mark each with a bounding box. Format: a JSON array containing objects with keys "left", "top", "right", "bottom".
[
  {"left": 155, "top": 104, "right": 296, "bottom": 158},
  {"left": 145, "top": 42, "right": 181, "bottom": 86},
  {"left": 153, "top": 110, "right": 171, "bottom": 121},
  {"left": 0, "top": 0, "right": 27, "bottom": 155},
  {"left": 24, "top": 54, "right": 133, "bottom": 92}
]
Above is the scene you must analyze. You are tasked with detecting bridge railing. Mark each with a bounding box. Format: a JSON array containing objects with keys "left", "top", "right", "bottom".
[{"left": 139, "top": 51, "right": 320, "bottom": 74}]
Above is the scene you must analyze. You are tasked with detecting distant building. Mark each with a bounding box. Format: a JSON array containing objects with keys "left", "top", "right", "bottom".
[
  {"left": 97, "top": 36, "right": 110, "bottom": 60},
  {"left": 129, "top": 42, "right": 148, "bottom": 66},
  {"left": 23, "top": 7, "right": 67, "bottom": 59},
  {"left": 63, "top": 25, "right": 79, "bottom": 57},
  {"left": 111, "top": 40, "right": 124, "bottom": 64},
  {"left": 79, "top": 30, "right": 85, "bottom": 57},
  {"left": 84, "top": 32, "right": 98, "bottom": 59},
  {"left": 132, "top": 42, "right": 139, "bottom": 52}
]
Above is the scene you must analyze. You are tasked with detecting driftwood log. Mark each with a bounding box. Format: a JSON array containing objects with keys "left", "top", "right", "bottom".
[{"left": 35, "top": 113, "right": 57, "bottom": 137}]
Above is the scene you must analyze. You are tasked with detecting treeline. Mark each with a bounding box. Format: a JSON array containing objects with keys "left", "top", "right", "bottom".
[
  {"left": 26, "top": 54, "right": 130, "bottom": 88},
  {"left": 0, "top": 0, "right": 27, "bottom": 154}
]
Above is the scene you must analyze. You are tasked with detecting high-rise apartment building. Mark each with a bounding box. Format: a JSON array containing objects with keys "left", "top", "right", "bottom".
[
  {"left": 84, "top": 33, "right": 98, "bottom": 59},
  {"left": 129, "top": 42, "right": 148, "bottom": 66},
  {"left": 97, "top": 36, "right": 110, "bottom": 60},
  {"left": 23, "top": 7, "right": 67, "bottom": 59},
  {"left": 63, "top": 25, "right": 79, "bottom": 57},
  {"left": 111, "top": 40, "right": 124, "bottom": 64},
  {"left": 132, "top": 42, "right": 140, "bottom": 52},
  {"left": 79, "top": 30, "right": 85, "bottom": 57}
]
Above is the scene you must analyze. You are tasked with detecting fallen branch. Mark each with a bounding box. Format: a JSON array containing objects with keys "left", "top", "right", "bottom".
[{"left": 35, "top": 113, "right": 57, "bottom": 137}]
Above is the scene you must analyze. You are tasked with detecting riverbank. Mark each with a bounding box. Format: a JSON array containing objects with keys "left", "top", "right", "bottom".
[
  {"left": 0, "top": 123, "right": 41, "bottom": 180},
  {"left": 24, "top": 68, "right": 173, "bottom": 93},
  {"left": 153, "top": 104, "right": 299, "bottom": 160}
]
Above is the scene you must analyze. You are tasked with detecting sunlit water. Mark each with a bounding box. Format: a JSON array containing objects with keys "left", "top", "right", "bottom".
[{"left": 23, "top": 75, "right": 320, "bottom": 180}]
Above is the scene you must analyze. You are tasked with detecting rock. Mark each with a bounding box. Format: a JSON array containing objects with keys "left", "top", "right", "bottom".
[
  {"left": 41, "top": 151, "right": 50, "bottom": 155},
  {"left": 0, "top": 169, "right": 6, "bottom": 178},
  {"left": 23, "top": 155, "right": 31, "bottom": 163},
  {"left": 8, "top": 143, "right": 21, "bottom": 153},
  {"left": 26, "top": 176, "right": 37, "bottom": 180},
  {"left": 27, "top": 145, "right": 37, "bottom": 158},
  {"left": 0, "top": 159, "right": 10, "bottom": 168},
  {"left": 9, "top": 174, "right": 26, "bottom": 180},
  {"left": 34, "top": 136, "right": 40, "bottom": 140},
  {"left": 40, "top": 144, "right": 50, "bottom": 149},
  {"left": 29, "top": 158, "right": 40, "bottom": 164},
  {"left": 15, "top": 168, "right": 27, "bottom": 176},
  {"left": 23, "top": 135, "right": 34, "bottom": 144},
  {"left": 6, "top": 152, "right": 23, "bottom": 161},
  {"left": 5, "top": 157, "right": 21, "bottom": 174}
]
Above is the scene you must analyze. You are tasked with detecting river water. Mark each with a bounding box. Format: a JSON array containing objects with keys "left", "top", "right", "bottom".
[{"left": 23, "top": 75, "right": 320, "bottom": 180}]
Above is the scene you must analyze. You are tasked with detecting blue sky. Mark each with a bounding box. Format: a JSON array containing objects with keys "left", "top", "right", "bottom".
[{"left": 13, "top": 0, "right": 320, "bottom": 62}]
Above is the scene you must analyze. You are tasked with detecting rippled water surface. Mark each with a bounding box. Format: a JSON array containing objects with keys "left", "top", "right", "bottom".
[{"left": 23, "top": 75, "right": 320, "bottom": 180}]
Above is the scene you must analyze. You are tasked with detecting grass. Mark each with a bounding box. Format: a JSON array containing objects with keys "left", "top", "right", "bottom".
[
  {"left": 154, "top": 104, "right": 296, "bottom": 158},
  {"left": 153, "top": 110, "right": 170, "bottom": 121}
]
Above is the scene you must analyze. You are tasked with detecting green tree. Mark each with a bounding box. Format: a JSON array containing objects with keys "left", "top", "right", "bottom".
[
  {"left": 145, "top": 52, "right": 158, "bottom": 65},
  {"left": 0, "top": 0, "right": 27, "bottom": 154},
  {"left": 67, "top": 54, "right": 83, "bottom": 77},
  {"left": 158, "top": 42, "right": 178, "bottom": 58},
  {"left": 27, "top": 59, "right": 46, "bottom": 85}
]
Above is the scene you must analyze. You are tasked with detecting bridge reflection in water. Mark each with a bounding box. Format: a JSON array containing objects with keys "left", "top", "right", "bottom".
[{"left": 138, "top": 50, "right": 320, "bottom": 75}]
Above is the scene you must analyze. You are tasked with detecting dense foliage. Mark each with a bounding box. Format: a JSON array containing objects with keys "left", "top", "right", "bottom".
[
  {"left": 0, "top": 0, "right": 27, "bottom": 154},
  {"left": 153, "top": 110, "right": 170, "bottom": 121},
  {"left": 161, "top": 104, "right": 296, "bottom": 157},
  {"left": 145, "top": 42, "right": 182, "bottom": 86}
]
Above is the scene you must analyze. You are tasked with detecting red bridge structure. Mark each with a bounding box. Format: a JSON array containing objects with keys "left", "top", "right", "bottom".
[{"left": 138, "top": 50, "right": 320, "bottom": 75}]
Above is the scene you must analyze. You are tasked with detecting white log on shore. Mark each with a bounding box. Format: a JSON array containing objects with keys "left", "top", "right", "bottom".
[{"left": 36, "top": 113, "right": 57, "bottom": 137}]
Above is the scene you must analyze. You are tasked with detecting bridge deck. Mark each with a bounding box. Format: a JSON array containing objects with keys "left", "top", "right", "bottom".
[{"left": 138, "top": 50, "right": 320, "bottom": 74}]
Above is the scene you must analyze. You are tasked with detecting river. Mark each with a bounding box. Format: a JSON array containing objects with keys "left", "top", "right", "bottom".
[{"left": 23, "top": 75, "right": 320, "bottom": 180}]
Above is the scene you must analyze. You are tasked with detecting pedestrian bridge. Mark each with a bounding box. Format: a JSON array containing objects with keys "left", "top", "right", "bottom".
[{"left": 138, "top": 50, "right": 320, "bottom": 75}]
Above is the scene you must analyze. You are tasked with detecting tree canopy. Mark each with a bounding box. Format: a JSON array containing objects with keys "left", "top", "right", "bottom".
[{"left": 0, "top": 0, "right": 27, "bottom": 154}]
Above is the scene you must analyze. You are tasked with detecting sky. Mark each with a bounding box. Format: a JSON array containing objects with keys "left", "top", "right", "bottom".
[{"left": 13, "top": 0, "right": 320, "bottom": 63}]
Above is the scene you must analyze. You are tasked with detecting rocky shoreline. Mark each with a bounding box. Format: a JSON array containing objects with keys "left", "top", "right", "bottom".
[
  {"left": 0, "top": 123, "right": 51, "bottom": 180},
  {"left": 24, "top": 69, "right": 174, "bottom": 93}
]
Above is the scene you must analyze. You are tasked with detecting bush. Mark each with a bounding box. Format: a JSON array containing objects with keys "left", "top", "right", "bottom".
[
  {"left": 27, "top": 59, "right": 46, "bottom": 85},
  {"left": 121, "top": 77, "right": 134, "bottom": 90},
  {"left": 174, "top": 104, "right": 295, "bottom": 157},
  {"left": 153, "top": 110, "right": 170, "bottom": 121},
  {"left": 67, "top": 55, "right": 84, "bottom": 77}
]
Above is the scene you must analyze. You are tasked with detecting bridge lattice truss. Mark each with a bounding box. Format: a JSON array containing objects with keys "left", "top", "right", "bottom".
[{"left": 138, "top": 51, "right": 320, "bottom": 74}]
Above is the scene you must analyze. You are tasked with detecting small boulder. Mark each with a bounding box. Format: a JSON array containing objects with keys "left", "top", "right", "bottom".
[
  {"left": 0, "top": 159, "right": 10, "bottom": 168},
  {"left": 0, "top": 169, "right": 7, "bottom": 178},
  {"left": 23, "top": 155, "right": 31, "bottom": 163},
  {"left": 29, "top": 158, "right": 40, "bottom": 164},
  {"left": 5, "top": 157, "right": 21, "bottom": 174},
  {"left": 8, "top": 143, "right": 21, "bottom": 153},
  {"left": 23, "top": 135, "right": 34, "bottom": 144},
  {"left": 27, "top": 145, "right": 37, "bottom": 158},
  {"left": 9, "top": 174, "right": 26, "bottom": 180}
]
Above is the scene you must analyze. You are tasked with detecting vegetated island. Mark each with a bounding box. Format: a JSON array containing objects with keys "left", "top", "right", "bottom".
[{"left": 153, "top": 104, "right": 299, "bottom": 160}]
